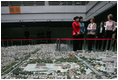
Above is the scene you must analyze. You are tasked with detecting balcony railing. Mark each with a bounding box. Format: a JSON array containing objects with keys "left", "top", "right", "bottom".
[{"left": 1, "top": 38, "right": 117, "bottom": 51}]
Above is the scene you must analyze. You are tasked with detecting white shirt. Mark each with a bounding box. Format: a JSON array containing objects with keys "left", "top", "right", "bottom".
[{"left": 106, "top": 20, "right": 115, "bottom": 31}]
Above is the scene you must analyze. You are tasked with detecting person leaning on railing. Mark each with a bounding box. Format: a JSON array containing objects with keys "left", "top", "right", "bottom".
[
  {"left": 87, "top": 17, "right": 97, "bottom": 51},
  {"left": 72, "top": 16, "right": 80, "bottom": 51}
]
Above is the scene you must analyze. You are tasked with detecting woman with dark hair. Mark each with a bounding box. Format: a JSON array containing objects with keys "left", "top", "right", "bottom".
[
  {"left": 79, "top": 16, "right": 85, "bottom": 50},
  {"left": 96, "top": 21, "right": 105, "bottom": 50},
  {"left": 87, "top": 17, "right": 97, "bottom": 51},
  {"left": 103, "top": 14, "right": 115, "bottom": 50},
  {"left": 72, "top": 16, "right": 80, "bottom": 51}
]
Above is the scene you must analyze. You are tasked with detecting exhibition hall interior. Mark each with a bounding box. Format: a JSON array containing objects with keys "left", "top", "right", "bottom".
[{"left": 1, "top": 1, "right": 117, "bottom": 79}]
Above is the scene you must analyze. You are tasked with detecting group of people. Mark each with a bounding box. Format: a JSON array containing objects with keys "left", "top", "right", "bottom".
[{"left": 72, "top": 14, "right": 116, "bottom": 51}]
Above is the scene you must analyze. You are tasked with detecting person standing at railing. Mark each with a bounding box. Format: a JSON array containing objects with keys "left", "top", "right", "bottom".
[
  {"left": 72, "top": 16, "right": 80, "bottom": 51},
  {"left": 87, "top": 17, "right": 97, "bottom": 51},
  {"left": 96, "top": 21, "right": 105, "bottom": 51},
  {"left": 103, "top": 14, "right": 115, "bottom": 50},
  {"left": 79, "top": 16, "right": 85, "bottom": 50}
]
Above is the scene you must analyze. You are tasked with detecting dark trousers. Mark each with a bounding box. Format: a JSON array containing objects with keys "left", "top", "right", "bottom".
[
  {"left": 103, "top": 31, "right": 113, "bottom": 50},
  {"left": 113, "top": 34, "right": 117, "bottom": 49},
  {"left": 73, "top": 35, "right": 81, "bottom": 51},
  {"left": 96, "top": 33, "right": 104, "bottom": 50},
  {"left": 78, "top": 34, "right": 84, "bottom": 50},
  {"left": 87, "top": 35, "right": 95, "bottom": 51}
]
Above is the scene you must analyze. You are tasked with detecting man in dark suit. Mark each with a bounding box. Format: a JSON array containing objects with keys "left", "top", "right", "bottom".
[{"left": 96, "top": 21, "right": 105, "bottom": 50}]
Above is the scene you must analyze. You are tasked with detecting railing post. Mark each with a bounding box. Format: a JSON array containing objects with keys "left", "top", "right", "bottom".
[
  {"left": 56, "top": 38, "right": 61, "bottom": 51},
  {"left": 58, "top": 38, "right": 61, "bottom": 51},
  {"left": 56, "top": 38, "right": 59, "bottom": 51}
]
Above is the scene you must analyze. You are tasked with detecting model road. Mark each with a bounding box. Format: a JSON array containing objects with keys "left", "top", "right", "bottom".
[
  {"left": 2, "top": 48, "right": 40, "bottom": 79},
  {"left": 74, "top": 53, "right": 108, "bottom": 79}
]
